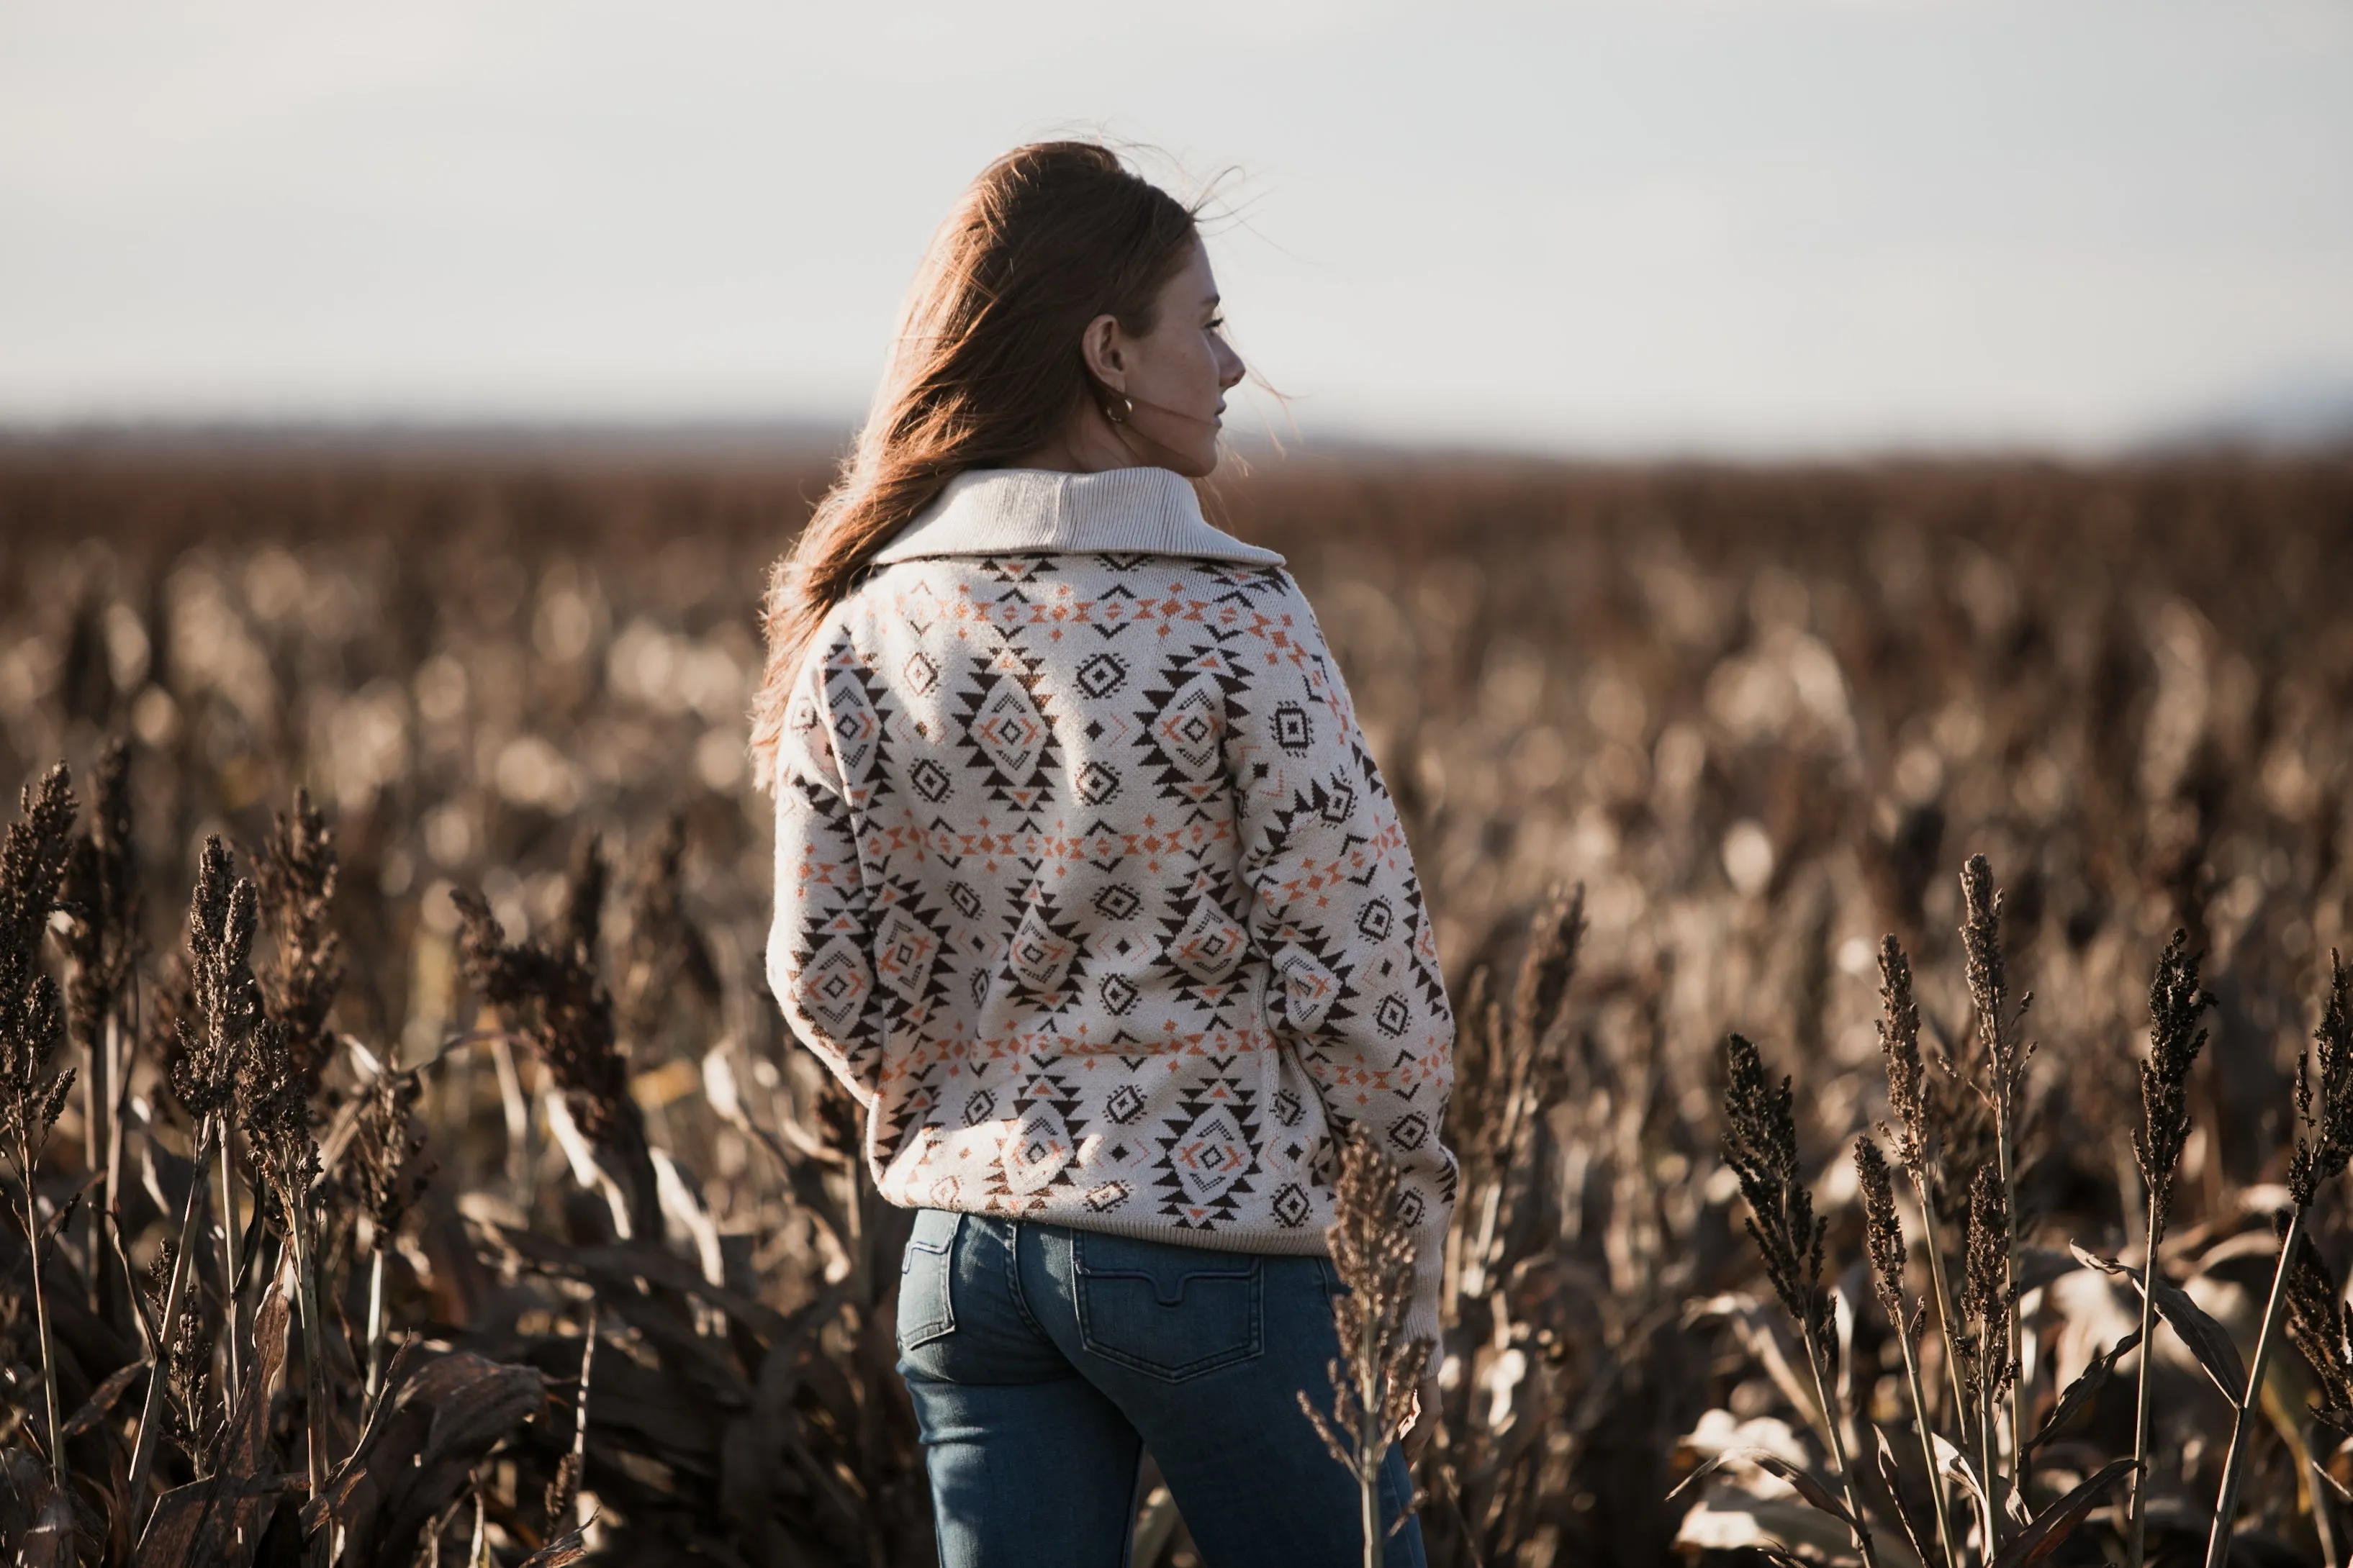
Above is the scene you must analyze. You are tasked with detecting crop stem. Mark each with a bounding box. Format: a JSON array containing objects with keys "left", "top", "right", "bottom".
[
  {"left": 289, "top": 1197, "right": 331, "bottom": 1498},
  {"left": 366, "top": 1244, "right": 389, "bottom": 1416},
  {"left": 128, "top": 1115, "right": 214, "bottom": 1519},
  {"left": 220, "top": 1131, "right": 243, "bottom": 1397},
  {"left": 1799, "top": 1314, "right": 1882, "bottom": 1568},
  {"left": 81, "top": 1007, "right": 107, "bottom": 1314},
  {"left": 1994, "top": 1107, "right": 2023, "bottom": 1509},
  {"left": 1894, "top": 1322, "right": 1959, "bottom": 1568},
  {"left": 2202, "top": 1205, "right": 2305, "bottom": 1568},
  {"left": 12, "top": 1142, "right": 66, "bottom": 1490},
  {"left": 1979, "top": 1348, "right": 2002, "bottom": 1556},
  {"left": 1358, "top": 1302, "right": 1381, "bottom": 1568},
  {"left": 2126, "top": 1188, "right": 2164, "bottom": 1568}
]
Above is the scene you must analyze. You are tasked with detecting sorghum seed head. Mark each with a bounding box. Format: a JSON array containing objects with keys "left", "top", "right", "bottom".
[
  {"left": 2134, "top": 928, "right": 2213, "bottom": 1232},
  {"left": 2289, "top": 951, "right": 2353, "bottom": 1210},
  {"left": 1853, "top": 1133, "right": 1907, "bottom": 1328},
  {"left": 1876, "top": 933, "right": 1928, "bottom": 1173}
]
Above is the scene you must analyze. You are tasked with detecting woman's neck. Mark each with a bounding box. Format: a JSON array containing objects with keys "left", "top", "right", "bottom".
[{"left": 1010, "top": 406, "right": 1155, "bottom": 473}]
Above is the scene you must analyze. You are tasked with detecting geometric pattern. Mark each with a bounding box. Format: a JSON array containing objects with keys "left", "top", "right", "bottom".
[{"left": 766, "top": 547, "right": 1459, "bottom": 1339}]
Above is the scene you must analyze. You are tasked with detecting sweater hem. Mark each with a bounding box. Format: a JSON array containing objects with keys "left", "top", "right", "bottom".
[
  {"left": 879, "top": 1191, "right": 1338, "bottom": 1258},
  {"left": 877, "top": 1192, "right": 1452, "bottom": 1350}
]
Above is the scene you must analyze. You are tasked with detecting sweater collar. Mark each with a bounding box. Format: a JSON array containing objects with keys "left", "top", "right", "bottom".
[{"left": 869, "top": 466, "right": 1286, "bottom": 567}]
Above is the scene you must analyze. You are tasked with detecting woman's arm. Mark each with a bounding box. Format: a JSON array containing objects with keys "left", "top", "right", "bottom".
[
  {"left": 764, "top": 644, "right": 885, "bottom": 1109},
  {"left": 1225, "top": 571, "right": 1458, "bottom": 1345}
]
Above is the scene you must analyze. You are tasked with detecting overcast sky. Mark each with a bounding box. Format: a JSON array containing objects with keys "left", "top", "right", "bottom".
[{"left": 3, "top": 1, "right": 2349, "bottom": 454}]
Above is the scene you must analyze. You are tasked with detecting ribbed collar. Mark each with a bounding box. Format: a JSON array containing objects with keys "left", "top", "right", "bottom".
[{"left": 870, "top": 466, "right": 1285, "bottom": 567}]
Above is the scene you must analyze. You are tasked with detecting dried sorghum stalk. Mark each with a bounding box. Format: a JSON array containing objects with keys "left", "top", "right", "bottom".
[
  {"left": 1460, "top": 886, "right": 1583, "bottom": 1303},
  {"left": 1722, "top": 1033, "right": 1879, "bottom": 1568},
  {"left": 1961, "top": 1164, "right": 2016, "bottom": 1551},
  {"left": 351, "top": 1064, "right": 429, "bottom": 1410},
  {"left": 2289, "top": 950, "right": 2353, "bottom": 1213},
  {"left": 2283, "top": 1223, "right": 2353, "bottom": 1438},
  {"left": 130, "top": 835, "right": 258, "bottom": 1516},
  {"left": 235, "top": 983, "right": 331, "bottom": 1497},
  {"left": 1877, "top": 933, "right": 1972, "bottom": 1440},
  {"left": 1879, "top": 936, "right": 1929, "bottom": 1176},
  {"left": 1725, "top": 1033, "right": 1830, "bottom": 1345},
  {"left": 163, "top": 1301, "right": 220, "bottom": 1474},
  {"left": 615, "top": 812, "right": 720, "bottom": 1052},
  {"left": 2204, "top": 951, "right": 2353, "bottom": 1568},
  {"left": 59, "top": 738, "right": 139, "bottom": 1316},
  {"left": 453, "top": 834, "right": 660, "bottom": 1241},
  {"left": 253, "top": 786, "right": 345, "bottom": 1104},
  {"left": 1299, "top": 1123, "right": 1435, "bottom": 1568},
  {"left": 1959, "top": 855, "right": 2031, "bottom": 1504},
  {"left": 1857, "top": 1135, "right": 1905, "bottom": 1326},
  {"left": 1856, "top": 1133, "right": 1957, "bottom": 1568},
  {"left": 0, "top": 765, "right": 79, "bottom": 1491},
  {"left": 545, "top": 1319, "right": 597, "bottom": 1545},
  {"left": 2126, "top": 929, "right": 2213, "bottom": 1568},
  {"left": 171, "top": 837, "right": 257, "bottom": 1125},
  {"left": 1511, "top": 881, "right": 1586, "bottom": 1059}
]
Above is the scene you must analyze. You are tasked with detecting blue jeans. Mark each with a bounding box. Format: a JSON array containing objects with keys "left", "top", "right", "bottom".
[{"left": 895, "top": 1208, "right": 1427, "bottom": 1568}]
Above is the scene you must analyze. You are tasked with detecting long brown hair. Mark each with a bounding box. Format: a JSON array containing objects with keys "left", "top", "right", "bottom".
[{"left": 748, "top": 140, "right": 1207, "bottom": 793}]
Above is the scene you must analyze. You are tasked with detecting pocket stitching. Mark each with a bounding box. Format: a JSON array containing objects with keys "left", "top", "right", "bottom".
[
  {"left": 897, "top": 1211, "right": 959, "bottom": 1351},
  {"left": 1072, "top": 1233, "right": 1263, "bottom": 1382}
]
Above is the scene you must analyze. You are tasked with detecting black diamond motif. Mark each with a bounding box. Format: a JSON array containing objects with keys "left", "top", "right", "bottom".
[
  {"left": 1272, "top": 1088, "right": 1304, "bottom": 1127},
  {"left": 1106, "top": 1084, "right": 1145, "bottom": 1124},
  {"left": 1373, "top": 994, "right": 1411, "bottom": 1036},
  {"left": 1357, "top": 899, "right": 1392, "bottom": 941},
  {"left": 1387, "top": 1112, "right": 1429, "bottom": 1152},
  {"left": 1076, "top": 761, "right": 1120, "bottom": 805},
  {"left": 1273, "top": 702, "right": 1313, "bottom": 753},
  {"left": 962, "top": 1089, "right": 996, "bottom": 1126},
  {"left": 1093, "top": 883, "right": 1140, "bottom": 919},
  {"left": 903, "top": 651, "right": 941, "bottom": 694},
  {"left": 948, "top": 881, "right": 984, "bottom": 919},
  {"left": 1395, "top": 1188, "right": 1426, "bottom": 1228},
  {"left": 909, "top": 757, "right": 953, "bottom": 802},
  {"left": 1271, "top": 1183, "right": 1311, "bottom": 1228},
  {"left": 1075, "top": 652, "right": 1129, "bottom": 697},
  {"left": 1100, "top": 975, "right": 1139, "bottom": 1015}
]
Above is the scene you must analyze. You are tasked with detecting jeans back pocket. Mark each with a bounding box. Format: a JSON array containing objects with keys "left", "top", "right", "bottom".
[
  {"left": 898, "top": 1207, "right": 962, "bottom": 1351},
  {"left": 1072, "top": 1231, "right": 1263, "bottom": 1382}
]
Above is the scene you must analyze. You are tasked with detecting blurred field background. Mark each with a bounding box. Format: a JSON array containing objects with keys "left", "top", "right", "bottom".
[{"left": 4, "top": 440, "right": 2351, "bottom": 1564}]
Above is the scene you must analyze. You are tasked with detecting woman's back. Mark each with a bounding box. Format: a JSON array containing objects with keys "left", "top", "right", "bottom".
[
  {"left": 755, "top": 140, "right": 1448, "bottom": 1563},
  {"left": 766, "top": 464, "right": 1455, "bottom": 1341}
]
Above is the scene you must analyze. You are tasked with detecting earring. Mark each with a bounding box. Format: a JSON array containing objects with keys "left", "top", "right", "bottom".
[{"left": 1104, "top": 394, "right": 1133, "bottom": 425}]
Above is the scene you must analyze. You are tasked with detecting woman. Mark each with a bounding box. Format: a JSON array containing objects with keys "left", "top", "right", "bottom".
[{"left": 752, "top": 141, "right": 1456, "bottom": 1568}]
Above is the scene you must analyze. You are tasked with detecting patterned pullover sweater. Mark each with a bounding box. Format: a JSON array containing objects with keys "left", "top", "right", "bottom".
[{"left": 765, "top": 466, "right": 1458, "bottom": 1340}]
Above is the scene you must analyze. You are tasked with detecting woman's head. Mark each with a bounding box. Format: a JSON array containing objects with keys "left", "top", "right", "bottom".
[{"left": 749, "top": 140, "right": 1235, "bottom": 793}]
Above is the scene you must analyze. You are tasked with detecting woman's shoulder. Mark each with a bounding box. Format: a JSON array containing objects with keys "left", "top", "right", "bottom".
[{"left": 841, "top": 549, "right": 1304, "bottom": 612}]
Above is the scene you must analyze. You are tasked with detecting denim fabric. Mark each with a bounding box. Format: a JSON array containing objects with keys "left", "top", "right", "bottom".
[{"left": 895, "top": 1207, "right": 1427, "bottom": 1568}]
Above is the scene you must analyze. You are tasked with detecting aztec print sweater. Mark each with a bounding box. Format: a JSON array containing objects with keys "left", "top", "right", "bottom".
[{"left": 764, "top": 465, "right": 1458, "bottom": 1340}]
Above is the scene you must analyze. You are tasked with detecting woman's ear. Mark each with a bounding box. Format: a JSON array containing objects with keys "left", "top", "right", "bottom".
[{"left": 1079, "top": 312, "right": 1126, "bottom": 392}]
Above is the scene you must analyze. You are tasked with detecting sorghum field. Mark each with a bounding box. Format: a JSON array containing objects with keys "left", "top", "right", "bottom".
[{"left": 1, "top": 440, "right": 2351, "bottom": 1568}]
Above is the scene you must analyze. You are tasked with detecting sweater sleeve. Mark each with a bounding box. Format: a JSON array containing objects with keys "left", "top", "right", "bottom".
[
  {"left": 764, "top": 639, "right": 885, "bottom": 1110},
  {"left": 1226, "top": 571, "right": 1458, "bottom": 1346}
]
